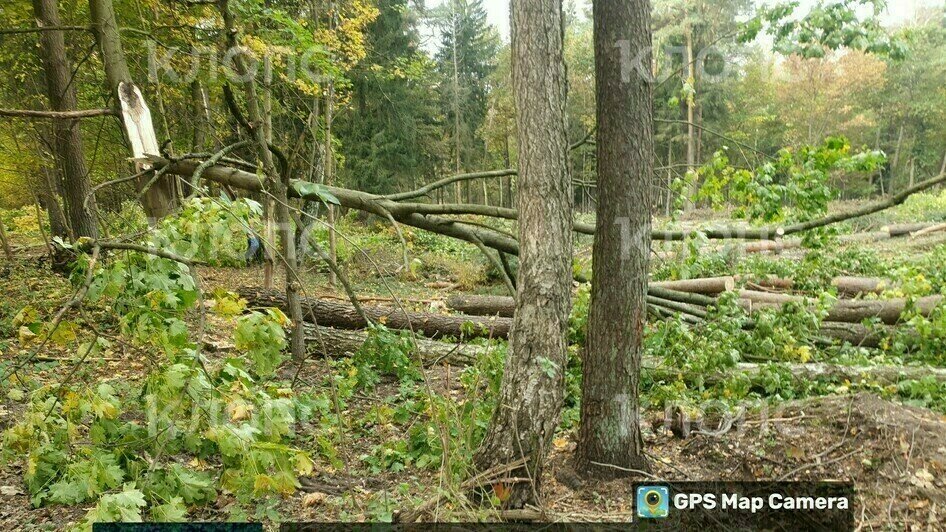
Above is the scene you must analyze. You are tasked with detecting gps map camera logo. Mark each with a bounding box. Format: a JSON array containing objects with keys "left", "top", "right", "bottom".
[{"left": 637, "top": 486, "right": 670, "bottom": 519}]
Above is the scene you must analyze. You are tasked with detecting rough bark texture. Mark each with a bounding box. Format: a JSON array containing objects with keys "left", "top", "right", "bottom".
[
  {"left": 575, "top": 0, "right": 653, "bottom": 479},
  {"left": 824, "top": 296, "right": 943, "bottom": 325},
  {"left": 472, "top": 0, "right": 572, "bottom": 508},
  {"left": 89, "top": 0, "right": 178, "bottom": 221},
  {"left": 447, "top": 295, "right": 517, "bottom": 317},
  {"left": 240, "top": 288, "right": 512, "bottom": 340},
  {"left": 34, "top": 0, "right": 99, "bottom": 239}
]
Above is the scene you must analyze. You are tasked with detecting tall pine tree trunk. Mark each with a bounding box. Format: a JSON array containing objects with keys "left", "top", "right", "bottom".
[
  {"left": 473, "top": 0, "right": 571, "bottom": 508},
  {"left": 576, "top": 0, "right": 653, "bottom": 479},
  {"left": 34, "top": 0, "right": 99, "bottom": 239}
]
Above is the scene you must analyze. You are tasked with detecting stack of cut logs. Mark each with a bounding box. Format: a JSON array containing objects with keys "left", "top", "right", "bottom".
[
  {"left": 238, "top": 274, "right": 946, "bottom": 384},
  {"left": 443, "top": 275, "right": 941, "bottom": 350}
]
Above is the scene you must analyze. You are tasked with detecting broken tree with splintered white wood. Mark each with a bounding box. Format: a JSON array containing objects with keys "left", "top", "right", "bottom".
[{"left": 118, "top": 82, "right": 160, "bottom": 169}]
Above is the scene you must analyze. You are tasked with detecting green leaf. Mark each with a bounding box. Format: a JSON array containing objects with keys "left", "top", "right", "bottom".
[{"left": 151, "top": 496, "right": 188, "bottom": 522}]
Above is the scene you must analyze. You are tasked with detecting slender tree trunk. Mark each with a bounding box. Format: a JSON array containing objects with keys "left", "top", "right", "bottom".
[
  {"left": 37, "top": 162, "right": 71, "bottom": 239},
  {"left": 665, "top": 141, "right": 673, "bottom": 216},
  {"left": 502, "top": 129, "right": 513, "bottom": 208},
  {"left": 321, "top": 0, "right": 338, "bottom": 286},
  {"left": 684, "top": 27, "right": 697, "bottom": 212},
  {"left": 220, "top": 0, "right": 304, "bottom": 362},
  {"left": 473, "top": 0, "right": 572, "bottom": 508},
  {"left": 0, "top": 214, "right": 12, "bottom": 260},
  {"left": 89, "top": 0, "right": 177, "bottom": 222},
  {"left": 575, "top": 0, "right": 653, "bottom": 479},
  {"left": 451, "top": 2, "right": 463, "bottom": 204},
  {"left": 891, "top": 123, "right": 904, "bottom": 191},
  {"left": 34, "top": 0, "right": 99, "bottom": 239}
]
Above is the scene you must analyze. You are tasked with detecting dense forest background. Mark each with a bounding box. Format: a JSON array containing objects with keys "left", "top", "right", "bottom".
[{"left": 1, "top": 0, "right": 943, "bottom": 215}]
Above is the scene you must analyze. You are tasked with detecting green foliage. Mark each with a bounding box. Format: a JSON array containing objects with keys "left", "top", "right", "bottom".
[
  {"left": 234, "top": 309, "right": 290, "bottom": 377},
  {"left": 743, "top": 0, "right": 908, "bottom": 59},
  {"left": 153, "top": 197, "right": 262, "bottom": 267},
  {"left": 351, "top": 324, "right": 422, "bottom": 388},
  {"left": 697, "top": 137, "right": 885, "bottom": 224},
  {"left": 76, "top": 487, "right": 147, "bottom": 530}
]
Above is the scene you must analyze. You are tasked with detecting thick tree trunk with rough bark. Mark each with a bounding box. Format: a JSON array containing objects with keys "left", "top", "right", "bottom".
[
  {"left": 34, "top": 0, "right": 99, "bottom": 239},
  {"left": 575, "top": 0, "right": 653, "bottom": 479},
  {"left": 472, "top": 0, "right": 572, "bottom": 509}
]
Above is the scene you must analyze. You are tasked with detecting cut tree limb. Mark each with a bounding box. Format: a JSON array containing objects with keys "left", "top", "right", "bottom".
[{"left": 240, "top": 287, "right": 512, "bottom": 339}]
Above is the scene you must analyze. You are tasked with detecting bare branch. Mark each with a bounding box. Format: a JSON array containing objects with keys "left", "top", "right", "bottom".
[{"left": 0, "top": 108, "right": 116, "bottom": 119}]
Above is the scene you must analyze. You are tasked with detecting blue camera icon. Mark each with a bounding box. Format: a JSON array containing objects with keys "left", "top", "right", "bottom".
[{"left": 637, "top": 485, "right": 670, "bottom": 519}]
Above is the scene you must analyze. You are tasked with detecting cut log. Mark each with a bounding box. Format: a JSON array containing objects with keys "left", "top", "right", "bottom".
[
  {"left": 742, "top": 239, "right": 802, "bottom": 254},
  {"left": 738, "top": 292, "right": 943, "bottom": 325},
  {"left": 910, "top": 222, "right": 946, "bottom": 239},
  {"left": 446, "top": 295, "right": 516, "bottom": 317},
  {"left": 738, "top": 289, "right": 804, "bottom": 305},
  {"left": 648, "top": 285, "right": 717, "bottom": 307},
  {"left": 240, "top": 287, "right": 512, "bottom": 339},
  {"left": 447, "top": 289, "right": 719, "bottom": 318},
  {"left": 838, "top": 231, "right": 890, "bottom": 244},
  {"left": 301, "top": 324, "right": 491, "bottom": 366},
  {"left": 884, "top": 223, "right": 935, "bottom": 237},
  {"left": 831, "top": 276, "right": 889, "bottom": 297},
  {"left": 749, "top": 276, "right": 795, "bottom": 291},
  {"left": 825, "top": 296, "right": 943, "bottom": 325},
  {"left": 817, "top": 322, "right": 894, "bottom": 348},
  {"left": 644, "top": 359, "right": 946, "bottom": 385},
  {"left": 651, "top": 276, "right": 735, "bottom": 295}
]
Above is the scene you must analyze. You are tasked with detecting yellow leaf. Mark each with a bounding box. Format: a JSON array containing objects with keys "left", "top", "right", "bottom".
[
  {"left": 18, "top": 326, "right": 36, "bottom": 345},
  {"left": 227, "top": 401, "right": 254, "bottom": 422},
  {"left": 294, "top": 452, "right": 315, "bottom": 476}
]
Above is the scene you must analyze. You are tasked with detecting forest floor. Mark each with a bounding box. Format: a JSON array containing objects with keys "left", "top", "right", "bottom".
[{"left": 2, "top": 198, "right": 946, "bottom": 529}]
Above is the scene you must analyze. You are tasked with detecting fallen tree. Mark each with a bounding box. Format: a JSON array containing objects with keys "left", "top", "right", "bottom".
[
  {"left": 645, "top": 360, "right": 946, "bottom": 385},
  {"left": 294, "top": 325, "right": 938, "bottom": 384},
  {"left": 240, "top": 287, "right": 512, "bottom": 339},
  {"left": 150, "top": 157, "right": 946, "bottom": 245},
  {"left": 301, "top": 324, "right": 492, "bottom": 366}
]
